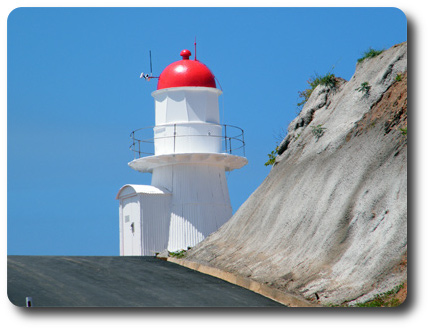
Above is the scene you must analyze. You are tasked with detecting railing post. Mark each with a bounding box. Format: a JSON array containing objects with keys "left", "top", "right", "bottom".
[
  {"left": 242, "top": 130, "right": 245, "bottom": 156},
  {"left": 132, "top": 131, "right": 136, "bottom": 159},
  {"left": 224, "top": 125, "right": 227, "bottom": 153},
  {"left": 173, "top": 124, "right": 177, "bottom": 153}
]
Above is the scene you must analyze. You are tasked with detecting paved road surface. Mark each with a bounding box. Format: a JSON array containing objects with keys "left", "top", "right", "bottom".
[{"left": 8, "top": 256, "right": 284, "bottom": 307}]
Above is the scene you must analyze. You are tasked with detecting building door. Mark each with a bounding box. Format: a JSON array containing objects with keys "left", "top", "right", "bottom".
[{"left": 122, "top": 196, "right": 140, "bottom": 255}]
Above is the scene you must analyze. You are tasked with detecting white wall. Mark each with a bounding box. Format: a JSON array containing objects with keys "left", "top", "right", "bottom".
[
  {"left": 152, "top": 87, "right": 222, "bottom": 125},
  {"left": 151, "top": 87, "right": 223, "bottom": 156},
  {"left": 152, "top": 163, "right": 232, "bottom": 251},
  {"left": 153, "top": 122, "right": 222, "bottom": 155},
  {"left": 140, "top": 193, "right": 171, "bottom": 255}
]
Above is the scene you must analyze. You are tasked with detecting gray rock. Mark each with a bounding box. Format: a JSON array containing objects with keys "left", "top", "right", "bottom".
[
  {"left": 186, "top": 42, "right": 407, "bottom": 306},
  {"left": 156, "top": 249, "right": 170, "bottom": 259}
]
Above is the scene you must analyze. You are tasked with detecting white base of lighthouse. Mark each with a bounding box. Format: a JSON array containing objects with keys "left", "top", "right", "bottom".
[
  {"left": 117, "top": 153, "right": 247, "bottom": 255},
  {"left": 152, "top": 163, "right": 232, "bottom": 251}
]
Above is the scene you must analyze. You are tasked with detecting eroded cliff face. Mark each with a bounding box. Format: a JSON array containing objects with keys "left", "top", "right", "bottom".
[{"left": 186, "top": 42, "right": 407, "bottom": 306}]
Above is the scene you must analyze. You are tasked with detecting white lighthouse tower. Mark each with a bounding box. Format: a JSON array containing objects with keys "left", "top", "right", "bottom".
[{"left": 116, "top": 49, "right": 247, "bottom": 255}]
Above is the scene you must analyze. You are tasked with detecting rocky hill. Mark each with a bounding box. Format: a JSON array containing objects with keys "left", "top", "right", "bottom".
[{"left": 185, "top": 42, "right": 407, "bottom": 306}]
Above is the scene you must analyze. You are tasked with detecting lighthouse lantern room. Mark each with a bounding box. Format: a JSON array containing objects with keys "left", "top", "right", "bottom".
[{"left": 116, "top": 49, "right": 247, "bottom": 255}]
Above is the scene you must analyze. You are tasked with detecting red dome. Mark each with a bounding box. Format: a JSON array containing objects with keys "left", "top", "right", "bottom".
[{"left": 157, "top": 49, "right": 216, "bottom": 90}]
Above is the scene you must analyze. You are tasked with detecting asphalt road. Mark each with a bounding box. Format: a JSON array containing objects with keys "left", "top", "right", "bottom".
[{"left": 7, "top": 256, "right": 284, "bottom": 307}]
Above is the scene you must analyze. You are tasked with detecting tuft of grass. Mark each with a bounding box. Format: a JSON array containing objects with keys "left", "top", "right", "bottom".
[
  {"left": 356, "top": 81, "right": 371, "bottom": 94},
  {"left": 168, "top": 249, "right": 188, "bottom": 258},
  {"left": 265, "top": 146, "right": 278, "bottom": 166},
  {"left": 265, "top": 128, "right": 287, "bottom": 167},
  {"left": 310, "top": 124, "right": 327, "bottom": 141},
  {"left": 355, "top": 297, "right": 401, "bottom": 307},
  {"left": 400, "top": 127, "right": 407, "bottom": 136},
  {"left": 357, "top": 48, "right": 384, "bottom": 63},
  {"left": 297, "top": 73, "right": 337, "bottom": 108},
  {"left": 326, "top": 283, "right": 405, "bottom": 307},
  {"left": 395, "top": 73, "right": 403, "bottom": 82},
  {"left": 354, "top": 284, "right": 405, "bottom": 307}
]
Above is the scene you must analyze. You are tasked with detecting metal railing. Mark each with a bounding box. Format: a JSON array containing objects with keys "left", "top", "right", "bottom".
[{"left": 130, "top": 124, "right": 246, "bottom": 159}]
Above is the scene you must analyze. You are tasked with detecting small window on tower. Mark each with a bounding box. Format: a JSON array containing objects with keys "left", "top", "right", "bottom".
[{"left": 125, "top": 215, "right": 130, "bottom": 223}]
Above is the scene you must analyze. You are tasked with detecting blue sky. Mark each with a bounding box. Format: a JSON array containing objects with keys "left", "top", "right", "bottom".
[{"left": 7, "top": 7, "right": 407, "bottom": 256}]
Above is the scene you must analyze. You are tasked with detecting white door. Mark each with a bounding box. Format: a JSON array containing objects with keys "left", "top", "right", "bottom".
[{"left": 122, "top": 196, "right": 140, "bottom": 255}]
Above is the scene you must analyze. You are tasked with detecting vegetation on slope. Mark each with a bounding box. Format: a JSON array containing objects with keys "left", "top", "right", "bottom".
[{"left": 357, "top": 48, "right": 385, "bottom": 63}]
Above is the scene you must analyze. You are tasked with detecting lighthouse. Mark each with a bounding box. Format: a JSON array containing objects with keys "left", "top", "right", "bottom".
[{"left": 116, "top": 49, "right": 247, "bottom": 256}]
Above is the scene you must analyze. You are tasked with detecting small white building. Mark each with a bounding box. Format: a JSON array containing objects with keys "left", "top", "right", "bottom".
[
  {"left": 116, "top": 49, "right": 247, "bottom": 256},
  {"left": 116, "top": 185, "right": 171, "bottom": 256}
]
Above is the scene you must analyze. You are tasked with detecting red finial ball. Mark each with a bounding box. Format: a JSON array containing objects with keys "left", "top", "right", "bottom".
[{"left": 180, "top": 49, "right": 192, "bottom": 60}]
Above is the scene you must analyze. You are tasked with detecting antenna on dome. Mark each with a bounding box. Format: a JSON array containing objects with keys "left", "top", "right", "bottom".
[
  {"left": 150, "top": 50, "right": 153, "bottom": 76},
  {"left": 140, "top": 50, "right": 159, "bottom": 81},
  {"left": 194, "top": 37, "right": 197, "bottom": 60}
]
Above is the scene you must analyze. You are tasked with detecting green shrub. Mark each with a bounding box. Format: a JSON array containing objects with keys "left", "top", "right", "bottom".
[
  {"left": 265, "top": 146, "right": 278, "bottom": 166},
  {"left": 326, "top": 283, "right": 405, "bottom": 307},
  {"left": 168, "top": 249, "right": 188, "bottom": 258},
  {"left": 356, "top": 81, "right": 371, "bottom": 94},
  {"left": 310, "top": 124, "right": 326, "bottom": 141},
  {"left": 357, "top": 48, "right": 384, "bottom": 63},
  {"left": 297, "top": 73, "right": 337, "bottom": 108},
  {"left": 354, "top": 284, "right": 405, "bottom": 307}
]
